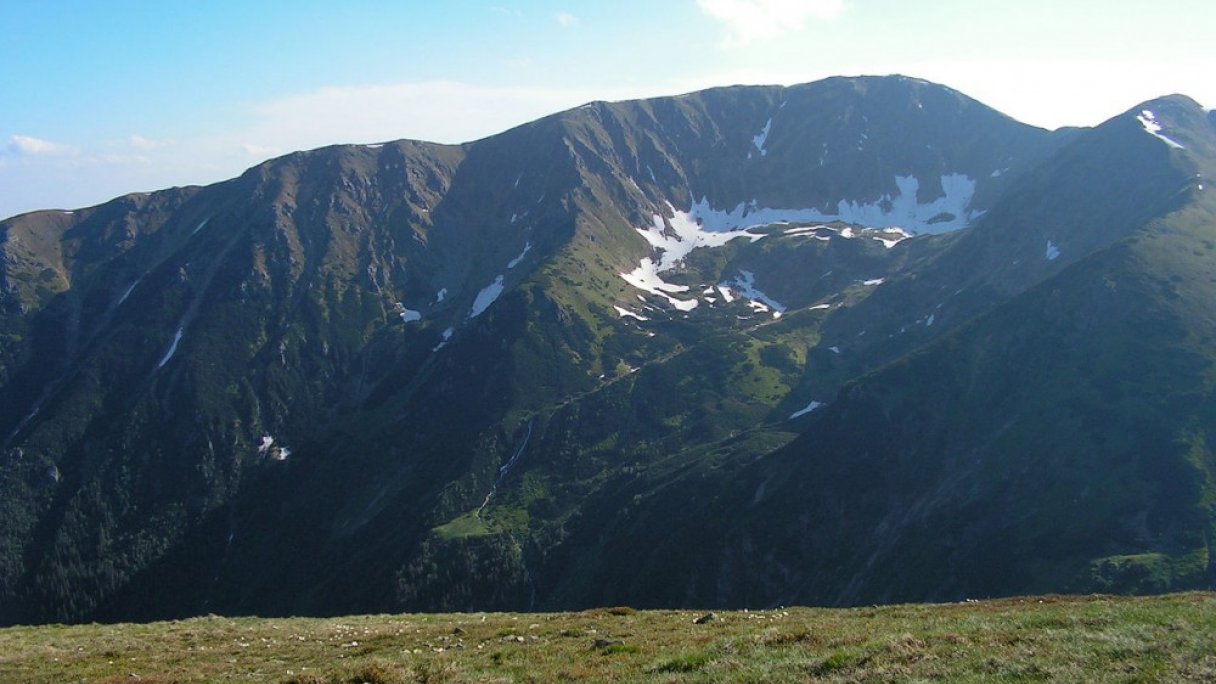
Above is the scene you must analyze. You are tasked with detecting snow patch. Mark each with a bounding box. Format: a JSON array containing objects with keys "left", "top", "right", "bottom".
[
  {"left": 1045, "top": 240, "right": 1060, "bottom": 261},
  {"left": 810, "top": 304, "right": 832, "bottom": 311},
  {"left": 925, "top": 313, "right": 935, "bottom": 327},
  {"left": 782, "top": 225, "right": 831, "bottom": 236},
  {"left": 752, "top": 118, "right": 772, "bottom": 157},
  {"left": 256, "top": 435, "right": 291, "bottom": 460},
  {"left": 497, "top": 421, "right": 533, "bottom": 483},
  {"left": 667, "top": 175, "right": 979, "bottom": 236},
  {"left": 620, "top": 201, "right": 769, "bottom": 310},
  {"left": 469, "top": 276, "right": 506, "bottom": 318},
  {"left": 722, "top": 270, "right": 786, "bottom": 317},
  {"left": 621, "top": 259, "right": 699, "bottom": 311},
  {"left": 614, "top": 305, "right": 650, "bottom": 321},
  {"left": 507, "top": 241, "right": 531, "bottom": 269},
  {"left": 364, "top": 143, "right": 384, "bottom": 149},
  {"left": 1136, "top": 110, "right": 1186, "bottom": 149},
  {"left": 435, "top": 288, "right": 447, "bottom": 303},
  {"left": 874, "top": 228, "right": 911, "bottom": 248},
  {"left": 746, "top": 300, "right": 777, "bottom": 316},
  {"left": 829, "top": 345, "right": 841, "bottom": 354},
  {"left": 192, "top": 217, "right": 210, "bottom": 235},
  {"left": 619, "top": 175, "right": 978, "bottom": 308},
  {"left": 833, "top": 174, "right": 979, "bottom": 234},
  {"left": 116, "top": 280, "right": 140, "bottom": 306},
  {"left": 637, "top": 200, "right": 768, "bottom": 268},
  {"left": 396, "top": 303, "right": 422, "bottom": 323},
  {"left": 9, "top": 405, "right": 41, "bottom": 441},
  {"left": 157, "top": 327, "right": 184, "bottom": 369},
  {"left": 432, "top": 327, "right": 455, "bottom": 352},
  {"left": 862, "top": 278, "right": 885, "bottom": 286},
  {"left": 642, "top": 175, "right": 978, "bottom": 236},
  {"left": 789, "top": 400, "right": 824, "bottom": 419}
]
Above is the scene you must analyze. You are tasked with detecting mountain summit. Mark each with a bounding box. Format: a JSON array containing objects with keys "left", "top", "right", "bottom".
[{"left": 1, "top": 76, "right": 1213, "bottom": 624}]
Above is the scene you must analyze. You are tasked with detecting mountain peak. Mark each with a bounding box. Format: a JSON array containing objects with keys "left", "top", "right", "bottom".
[{"left": 5, "top": 76, "right": 1216, "bottom": 624}]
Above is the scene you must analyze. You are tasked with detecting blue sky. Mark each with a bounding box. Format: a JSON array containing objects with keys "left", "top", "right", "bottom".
[{"left": 2, "top": 0, "right": 1213, "bottom": 219}]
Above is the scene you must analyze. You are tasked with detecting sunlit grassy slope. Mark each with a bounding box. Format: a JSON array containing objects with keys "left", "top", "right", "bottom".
[{"left": 2, "top": 593, "right": 1214, "bottom": 682}]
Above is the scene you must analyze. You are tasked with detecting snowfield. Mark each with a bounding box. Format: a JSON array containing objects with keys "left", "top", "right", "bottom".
[
  {"left": 469, "top": 276, "right": 506, "bottom": 318},
  {"left": 618, "top": 174, "right": 980, "bottom": 313}
]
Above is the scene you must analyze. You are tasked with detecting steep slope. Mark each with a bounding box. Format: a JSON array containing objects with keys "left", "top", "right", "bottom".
[
  {"left": 3, "top": 76, "right": 1202, "bottom": 624},
  {"left": 552, "top": 97, "right": 1216, "bottom": 608},
  {"left": 786, "top": 95, "right": 1203, "bottom": 408}
]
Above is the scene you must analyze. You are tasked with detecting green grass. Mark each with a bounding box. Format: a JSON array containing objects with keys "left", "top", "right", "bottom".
[
  {"left": 432, "top": 512, "right": 492, "bottom": 540},
  {"left": 3, "top": 593, "right": 1216, "bottom": 682}
]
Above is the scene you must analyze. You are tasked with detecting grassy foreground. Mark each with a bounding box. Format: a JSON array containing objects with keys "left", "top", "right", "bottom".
[{"left": 2, "top": 593, "right": 1215, "bottom": 683}]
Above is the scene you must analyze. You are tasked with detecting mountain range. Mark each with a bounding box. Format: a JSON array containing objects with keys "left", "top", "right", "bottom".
[{"left": 1, "top": 75, "right": 1214, "bottom": 625}]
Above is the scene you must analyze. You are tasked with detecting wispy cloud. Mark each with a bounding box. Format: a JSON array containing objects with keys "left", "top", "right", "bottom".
[
  {"left": 555, "top": 11, "right": 579, "bottom": 27},
  {"left": 238, "top": 81, "right": 628, "bottom": 150},
  {"left": 240, "top": 143, "right": 281, "bottom": 157},
  {"left": 696, "top": 0, "right": 845, "bottom": 47},
  {"left": 7, "top": 134, "right": 78, "bottom": 156},
  {"left": 74, "top": 154, "right": 153, "bottom": 167},
  {"left": 128, "top": 135, "right": 175, "bottom": 151}
]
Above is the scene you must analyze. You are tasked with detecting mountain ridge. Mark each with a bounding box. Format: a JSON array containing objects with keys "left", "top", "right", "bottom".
[{"left": 2, "top": 75, "right": 1214, "bottom": 624}]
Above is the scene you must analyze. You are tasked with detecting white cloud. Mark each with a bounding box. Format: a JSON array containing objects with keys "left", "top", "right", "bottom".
[
  {"left": 7, "top": 134, "right": 78, "bottom": 156},
  {"left": 555, "top": 11, "right": 579, "bottom": 27},
  {"left": 851, "top": 57, "right": 1214, "bottom": 131},
  {"left": 696, "top": 0, "right": 844, "bottom": 47},
  {"left": 240, "top": 143, "right": 281, "bottom": 157},
  {"left": 0, "top": 79, "right": 680, "bottom": 219},
  {"left": 128, "top": 134, "right": 175, "bottom": 150},
  {"left": 79, "top": 154, "right": 153, "bottom": 167},
  {"left": 237, "top": 81, "right": 634, "bottom": 149}
]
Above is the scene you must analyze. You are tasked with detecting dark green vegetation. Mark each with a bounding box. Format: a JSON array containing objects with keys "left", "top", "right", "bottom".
[
  {"left": 2, "top": 593, "right": 1215, "bottom": 682},
  {"left": 2, "top": 75, "right": 1215, "bottom": 624}
]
